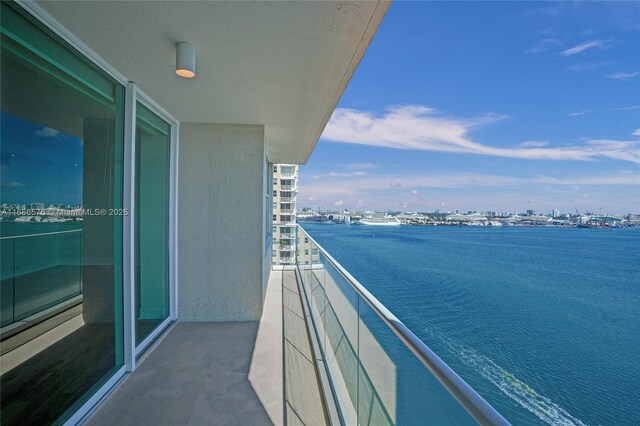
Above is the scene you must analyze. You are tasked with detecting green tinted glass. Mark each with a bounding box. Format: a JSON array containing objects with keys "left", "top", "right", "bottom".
[{"left": 134, "top": 102, "right": 170, "bottom": 346}]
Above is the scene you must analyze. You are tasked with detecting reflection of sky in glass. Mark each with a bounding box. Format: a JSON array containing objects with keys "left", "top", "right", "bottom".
[{"left": 1, "top": 111, "right": 83, "bottom": 205}]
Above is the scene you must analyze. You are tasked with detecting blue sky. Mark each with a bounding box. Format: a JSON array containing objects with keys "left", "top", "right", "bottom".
[
  {"left": 299, "top": 1, "right": 640, "bottom": 215},
  {"left": 1, "top": 112, "right": 83, "bottom": 206}
]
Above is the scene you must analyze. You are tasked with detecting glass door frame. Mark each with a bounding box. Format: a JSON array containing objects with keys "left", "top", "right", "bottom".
[{"left": 124, "top": 84, "right": 179, "bottom": 365}]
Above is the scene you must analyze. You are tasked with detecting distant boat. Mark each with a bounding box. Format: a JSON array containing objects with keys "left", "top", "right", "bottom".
[
  {"left": 577, "top": 222, "right": 597, "bottom": 229},
  {"left": 576, "top": 216, "right": 621, "bottom": 229},
  {"left": 358, "top": 216, "right": 401, "bottom": 226}
]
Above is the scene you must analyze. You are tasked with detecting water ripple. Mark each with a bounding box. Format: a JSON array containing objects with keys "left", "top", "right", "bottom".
[{"left": 429, "top": 327, "right": 588, "bottom": 426}]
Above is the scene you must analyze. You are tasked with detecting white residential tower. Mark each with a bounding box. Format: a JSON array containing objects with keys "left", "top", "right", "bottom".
[{"left": 272, "top": 164, "right": 298, "bottom": 267}]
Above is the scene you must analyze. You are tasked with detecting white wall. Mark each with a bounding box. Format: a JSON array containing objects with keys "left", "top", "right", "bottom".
[{"left": 178, "top": 123, "right": 267, "bottom": 321}]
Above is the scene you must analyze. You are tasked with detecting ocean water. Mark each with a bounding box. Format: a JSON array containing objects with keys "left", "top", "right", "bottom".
[{"left": 301, "top": 223, "right": 640, "bottom": 425}]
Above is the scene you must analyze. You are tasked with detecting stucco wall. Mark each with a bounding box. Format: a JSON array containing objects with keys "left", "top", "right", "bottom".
[{"left": 178, "top": 123, "right": 265, "bottom": 321}]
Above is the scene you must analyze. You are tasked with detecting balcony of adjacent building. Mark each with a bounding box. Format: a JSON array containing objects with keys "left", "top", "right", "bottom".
[
  {"left": 278, "top": 172, "right": 298, "bottom": 180},
  {"left": 277, "top": 220, "right": 297, "bottom": 227},
  {"left": 279, "top": 180, "right": 298, "bottom": 192},
  {"left": 278, "top": 232, "right": 296, "bottom": 240}
]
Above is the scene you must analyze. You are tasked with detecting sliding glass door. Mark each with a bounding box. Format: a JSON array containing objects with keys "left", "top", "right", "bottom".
[
  {"left": 1, "top": 2, "right": 124, "bottom": 424},
  {"left": 134, "top": 102, "right": 171, "bottom": 347},
  {"left": 1, "top": 2, "right": 176, "bottom": 424}
]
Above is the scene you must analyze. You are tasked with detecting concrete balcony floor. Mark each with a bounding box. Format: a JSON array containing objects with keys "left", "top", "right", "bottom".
[
  {"left": 87, "top": 270, "right": 327, "bottom": 426},
  {"left": 87, "top": 322, "right": 272, "bottom": 426}
]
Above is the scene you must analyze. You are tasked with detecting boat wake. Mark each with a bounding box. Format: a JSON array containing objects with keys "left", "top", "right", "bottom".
[{"left": 424, "top": 327, "right": 587, "bottom": 426}]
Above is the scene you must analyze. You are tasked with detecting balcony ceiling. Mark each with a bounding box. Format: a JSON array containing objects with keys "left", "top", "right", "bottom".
[{"left": 36, "top": 1, "right": 390, "bottom": 164}]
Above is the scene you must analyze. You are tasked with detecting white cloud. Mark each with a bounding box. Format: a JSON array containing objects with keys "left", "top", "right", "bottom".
[
  {"left": 35, "top": 127, "right": 60, "bottom": 138},
  {"left": 297, "top": 171, "right": 640, "bottom": 211},
  {"left": 534, "top": 172, "right": 640, "bottom": 186},
  {"left": 402, "top": 202, "right": 409, "bottom": 209},
  {"left": 566, "top": 62, "right": 611, "bottom": 72},
  {"left": 307, "top": 197, "right": 316, "bottom": 201},
  {"left": 322, "top": 105, "right": 640, "bottom": 164},
  {"left": 411, "top": 190, "right": 420, "bottom": 195},
  {"left": 561, "top": 40, "right": 608, "bottom": 56},
  {"left": 300, "top": 172, "right": 640, "bottom": 201},
  {"left": 526, "top": 38, "right": 562, "bottom": 54},
  {"left": 568, "top": 105, "right": 639, "bottom": 117},
  {"left": 328, "top": 171, "right": 367, "bottom": 177},
  {"left": 519, "top": 141, "right": 549, "bottom": 148},
  {"left": 633, "top": 129, "right": 640, "bottom": 137},
  {"left": 605, "top": 71, "right": 639, "bottom": 80},
  {"left": 345, "top": 163, "right": 377, "bottom": 170}
]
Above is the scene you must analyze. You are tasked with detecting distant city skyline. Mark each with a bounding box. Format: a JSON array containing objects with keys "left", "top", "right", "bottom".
[
  {"left": 297, "top": 205, "right": 631, "bottom": 218},
  {"left": 299, "top": 1, "right": 640, "bottom": 215}
]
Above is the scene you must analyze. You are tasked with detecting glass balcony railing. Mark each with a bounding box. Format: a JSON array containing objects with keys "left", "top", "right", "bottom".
[
  {"left": 296, "top": 225, "right": 509, "bottom": 425},
  {"left": 1, "top": 229, "right": 83, "bottom": 329}
]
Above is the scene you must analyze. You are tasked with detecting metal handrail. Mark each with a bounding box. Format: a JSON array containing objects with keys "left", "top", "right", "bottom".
[
  {"left": 0, "top": 229, "right": 82, "bottom": 240},
  {"left": 297, "top": 225, "right": 510, "bottom": 426}
]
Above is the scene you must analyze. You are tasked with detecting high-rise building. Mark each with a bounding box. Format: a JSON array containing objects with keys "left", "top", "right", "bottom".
[
  {"left": 272, "top": 164, "right": 298, "bottom": 267},
  {"left": 552, "top": 209, "right": 560, "bottom": 218}
]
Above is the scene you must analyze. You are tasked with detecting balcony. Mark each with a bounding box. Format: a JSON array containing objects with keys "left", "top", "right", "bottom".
[
  {"left": 85, "top": 270, "right": 326, "bottom": 425},
  {"left": 279, "top": 173, "right": 298, "bottom": 179},
  {"left": 277, "top": 220, "right": 297, "bottom": 227},
  {"left": 84, "top": 226, "right": 507, "bottom": 425},
  {"left": 0, "top": 1, "right": 398, "bottom": 424},
  {"left": 279, "top": 185, "right": 297, "bottom": 192}
]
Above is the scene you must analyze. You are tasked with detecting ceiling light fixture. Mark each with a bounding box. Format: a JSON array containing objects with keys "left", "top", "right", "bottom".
[{"left": 175, "top": 42, "right": 196, "bottom": 78}]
